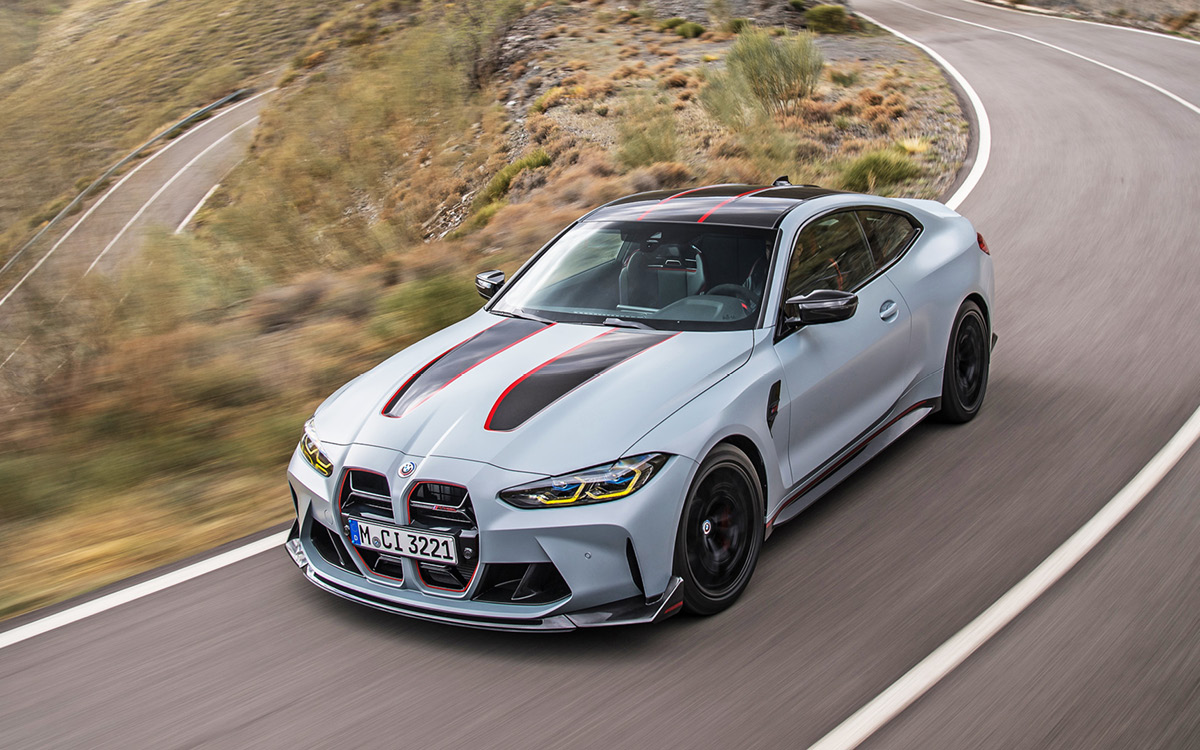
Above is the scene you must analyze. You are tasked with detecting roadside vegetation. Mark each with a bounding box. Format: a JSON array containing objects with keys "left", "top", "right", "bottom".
[{"left": 0, "top": 0, "right": 967, "bottom": 618}]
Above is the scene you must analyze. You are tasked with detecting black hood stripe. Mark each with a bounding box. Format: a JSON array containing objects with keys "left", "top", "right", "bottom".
[
  {"left": 383, "top": 318, "right": 550, "bottom": 418},
  {"left": 485, "top": 329, "right": 677, "bottom": 432}
]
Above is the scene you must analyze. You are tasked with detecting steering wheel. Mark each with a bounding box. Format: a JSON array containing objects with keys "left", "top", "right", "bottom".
[{"left": 707, "top": 283, "right": 757, "bottom": 312}]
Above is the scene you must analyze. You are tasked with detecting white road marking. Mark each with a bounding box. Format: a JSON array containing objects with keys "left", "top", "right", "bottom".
[
  {"left": 891, "top": 0, "right": 1200, "bottom": 116},
  {"left": 957, "top": 0, "right": 1200, "bottom": 47},
  {"left": 0, "top": 89, "right": 272, "bottom": 309},
  {"left": 854, "top": 10, "right": 990, "bottom": 211},
  {"left": 84, "top": 118, "right": 257, "bottom": 275},
  {"left": 0, "top": 531, "right": 288, "bottom": 651},
  {"left": 175, "top": 183, "right": 222, "bottom": 234},
  {"left": 809, "top": 406, "right": 1200, "bottom": 750},
  {"left": 808, "top": 2, "right": 1200, "bottom": 748}
]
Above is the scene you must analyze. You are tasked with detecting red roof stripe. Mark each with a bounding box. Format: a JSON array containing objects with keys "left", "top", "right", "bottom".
[
  {"left": 696, "top": 187, "right": 776, "bottom": 223},
  {"left": 635, "top": 186, "right": 715, "bottom": 221}
]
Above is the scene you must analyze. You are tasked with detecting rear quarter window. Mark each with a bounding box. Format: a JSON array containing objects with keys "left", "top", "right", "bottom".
[{"left": 857, "top": 210, "right": 920, "bottom": 266}]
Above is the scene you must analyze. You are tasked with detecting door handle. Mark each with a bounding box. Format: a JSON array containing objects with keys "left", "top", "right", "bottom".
[{"left": 879, "top": 300, "right": 898, "bottom": 321}]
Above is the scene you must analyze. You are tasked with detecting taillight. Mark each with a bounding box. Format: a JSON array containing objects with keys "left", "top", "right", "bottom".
[{"left": 977, "top": 232, "right": 990, "bottom": 255}]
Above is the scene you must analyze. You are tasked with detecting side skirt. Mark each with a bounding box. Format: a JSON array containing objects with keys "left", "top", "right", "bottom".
[{"left": 766, "top": 397, "right": 940, "bottom": 533}]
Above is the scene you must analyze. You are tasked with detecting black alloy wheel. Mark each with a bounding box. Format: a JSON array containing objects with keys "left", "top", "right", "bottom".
[
  {"left": 674, "top": 444, "right": 764, "bottom": 615},
  {"left": 938, "top": 300, "right": 989, "bottom": 423}
]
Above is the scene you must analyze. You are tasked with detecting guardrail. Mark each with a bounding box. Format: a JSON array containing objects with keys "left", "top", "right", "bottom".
[{"left": 0, "top": 87, "right": 254, "bottom": 279}]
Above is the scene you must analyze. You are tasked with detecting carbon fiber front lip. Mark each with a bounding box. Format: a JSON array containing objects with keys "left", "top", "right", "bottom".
[{"left": 286, "top": 538, "right": 684, "bottom": 632}]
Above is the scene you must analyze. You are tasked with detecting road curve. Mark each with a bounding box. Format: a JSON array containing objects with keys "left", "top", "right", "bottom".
[
  {"left": 2, "top": 3, "right": 1199, "bottom": 748},
  {"left": 0, "top": 91, "right": 267, "bottom": 319}
]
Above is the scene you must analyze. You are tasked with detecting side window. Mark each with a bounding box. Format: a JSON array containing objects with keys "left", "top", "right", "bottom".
[
  {"left": 784, "top": 212, "right": 876, "bottom": 300},
  {"left": 858, "top": 210, "right": 919, "bottom": 266}
]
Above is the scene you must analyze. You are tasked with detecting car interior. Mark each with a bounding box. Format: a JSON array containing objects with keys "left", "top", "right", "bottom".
[{"left": 522, "top": 223, "right": 778, "bottom": 327}]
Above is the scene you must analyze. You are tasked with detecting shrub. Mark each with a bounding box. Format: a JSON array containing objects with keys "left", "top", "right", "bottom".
[
  {"left": 675, "top": 22, "right": 706, "bottom": 38},
  {"left": 531, "top": 86, "right": 567, "bottom": 112},
  {"left": 371, "top": 275, "right": 481, "bottom": 344},
  {"left": 794, "top": 138, "right": 825, "bottom": 161},
  {"left": 477, "top": 150, "right": 552, "bottom": 206},
  {"left": 829, "top": 67, "right": 859, "bottom": 86},
  {"left": 628, "top": 162, "right": 693, "bottom": 192},
  {"left": 702, "top": 30, "right": 824, "bottom": 122},
  {"left": 725, "top": 18, "right": 751, "bottom": 33},
  {"left": 788, "top": 0, "right": 806, "bottom": 9},
  {"left": 659, "top": 17, "right": 686, "bottom": 31},
  {"left": 807, "top": 4, "right": 849, "bottom": 33},
  {"left": 1164, "top": 11, "right": 1198, "bottom": 31},
  {"left": 858, "top": 88, "right": 885, "bottom": 106},
  {"left": 662, "top": 71, "right": 690, "bottom": 88},
  {"left": 841, "top": 150, "right": 921, "bottom": 192},
  {"left": 616, "top": 97, "right": 679, "bottom": 168}
]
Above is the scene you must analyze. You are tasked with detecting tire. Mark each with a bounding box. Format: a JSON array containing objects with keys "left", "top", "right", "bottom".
[
  {"left": 673, "top": 444, "right": 764, "bottom": 616},
  {"left": 937, "top": 300, "right": 990, "bottom": 423}
]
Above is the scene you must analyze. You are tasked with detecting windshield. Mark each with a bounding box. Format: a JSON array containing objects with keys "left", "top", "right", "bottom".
[{"left": 491, "top": 220, "right": 778, "bottom": 331}]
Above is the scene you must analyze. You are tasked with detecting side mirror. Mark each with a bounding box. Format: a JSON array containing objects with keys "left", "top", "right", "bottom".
[
  {"left": 475, "top": 270, "right": 505, "bottom": 300},
  {"left": 783, "top": 289, "right": 858, "bottom": 327}
]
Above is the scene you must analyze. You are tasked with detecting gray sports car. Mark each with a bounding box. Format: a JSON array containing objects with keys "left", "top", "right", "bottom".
[{"left": 285, "top": 180, "right": 995, "bottom": 630}]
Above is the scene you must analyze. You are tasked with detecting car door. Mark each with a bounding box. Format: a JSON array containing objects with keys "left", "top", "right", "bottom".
[{"left": 774, "top": 210, "right": 912, "bottom": 483}]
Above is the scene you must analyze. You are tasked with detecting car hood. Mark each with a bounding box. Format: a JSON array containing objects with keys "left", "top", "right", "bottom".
[{"left": 313, "top": 311, "right": 753, "bottom": 476}]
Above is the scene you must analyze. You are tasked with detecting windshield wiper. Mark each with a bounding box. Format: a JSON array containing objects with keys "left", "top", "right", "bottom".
[
  {"left": 493, "top": 309, "right": 553, "bottom": 325},
  {"left": 600, "top": 317, "right": 653, "bottom": 330}
]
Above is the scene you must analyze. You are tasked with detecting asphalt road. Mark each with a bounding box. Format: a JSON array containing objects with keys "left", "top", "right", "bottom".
[
  {"left": 0, "top": 90, "right": 266, "bottom": 322},
  {"left": 2, "top": 1, "right": 1199, "bottom": 747}
]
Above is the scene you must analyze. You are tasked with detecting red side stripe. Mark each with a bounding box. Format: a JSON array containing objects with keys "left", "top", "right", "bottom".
[
  {"left": 484, "top": 329, "right": 617, "bottom": 431},
  {"left": 767, "top": 399, "right": 938, "bottom": 527},
  {"left": 696, "top": 187, "right": 775, "bottom": 223},
  {"left": 395, "top": 323, "right": 553, "bottom": 418},
  {"left": 635, "top": 186, "right": 714, "bottom": 221}
]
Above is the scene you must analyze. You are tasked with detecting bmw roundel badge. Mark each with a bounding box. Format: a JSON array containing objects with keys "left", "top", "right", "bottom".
[{"left": 398, "top": 461, "right": 415, "bottom": 477}]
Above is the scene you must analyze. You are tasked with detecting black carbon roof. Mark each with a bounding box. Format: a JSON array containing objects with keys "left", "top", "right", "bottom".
[{"left": 586, "top": 184, "right": 842, "bottom": 228}]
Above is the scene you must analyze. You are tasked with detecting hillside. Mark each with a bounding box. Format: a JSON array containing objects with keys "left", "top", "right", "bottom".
[{"left": 0, "top": 0, "right": 364, "bottom": 251}]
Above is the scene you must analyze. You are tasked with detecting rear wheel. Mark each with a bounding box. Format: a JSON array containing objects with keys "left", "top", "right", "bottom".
[
  {"left": 674, "top": 444, "right": 764, "bottom": 616},
  {"left": 937, "top": 300, "right": 989, "bottom": 423}
]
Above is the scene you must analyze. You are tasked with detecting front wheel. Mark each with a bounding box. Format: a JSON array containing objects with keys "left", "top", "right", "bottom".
[
  {"left": 937, "top": 300, "right": 990, "bottom": 423},
  {"left": 674, "top": 444, "right": 764, "bottom": 616}
]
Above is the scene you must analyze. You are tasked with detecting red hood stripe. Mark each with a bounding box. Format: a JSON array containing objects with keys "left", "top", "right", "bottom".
[
  {"left": 485, "top": 329, "right": 678, "bottom": 432},
  {"left": 383, "top": 318, "right": 551, "bottom": 418}
]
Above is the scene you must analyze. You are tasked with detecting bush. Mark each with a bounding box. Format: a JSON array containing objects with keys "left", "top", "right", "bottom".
[
  {"left": 701, "top": 30, "right": 824, "bottom": 123},
  {"left": 788, "top": 0, "right": 806, "bottom": 9},
  {"left": 807, "top": 4, "right": 849, "bottom": 33},
  {"left": 675, "top": 22, "right": 706, "bottom": 38},
  {"left": 841, "top": 150, "right": 922, "bottom": 192},
  {"left": 371, "top": 275, "right": 481, "bottom": 344},
  {"left": 616, "top": 97, "right": 679, "bottom": 169},
  {"left": 725, "top": 18, "right": 751, "bottom": 33},
  {"left": 531, "top": 86, "right": 567, "bottom": 112},
  {"left": 658, "top": 17, "right": 686, "bottom": 30},
  {"left": 1164, "top": 11, "right": 1198, "bottom": 31},
  {"left": 477, "top": 150, "right": 552, "bottom": 206},
  {"left": 829, "top": 67, "right": 859, "bottom": 86}
]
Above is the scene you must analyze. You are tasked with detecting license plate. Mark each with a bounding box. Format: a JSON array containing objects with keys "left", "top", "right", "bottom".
[{"left": 348, "top": 518, "right": 458, "bottom": 565}]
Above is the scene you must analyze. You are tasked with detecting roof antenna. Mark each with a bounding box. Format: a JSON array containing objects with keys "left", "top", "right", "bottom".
[{"left": 772, "top": 176, "right": 792, "bottom": 187}]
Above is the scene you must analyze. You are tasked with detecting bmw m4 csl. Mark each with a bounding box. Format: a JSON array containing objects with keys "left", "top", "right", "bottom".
[{"left": 285, "top": 181, "right": 995, "bottom": 631}]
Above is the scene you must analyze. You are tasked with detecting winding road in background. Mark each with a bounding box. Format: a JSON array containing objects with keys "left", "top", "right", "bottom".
[
  {"left": 0, "top": 90, "right": 267, "bottom": 369},
  {"left": 2, "top": 1, "right": 1199, "bottom": 747}
]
